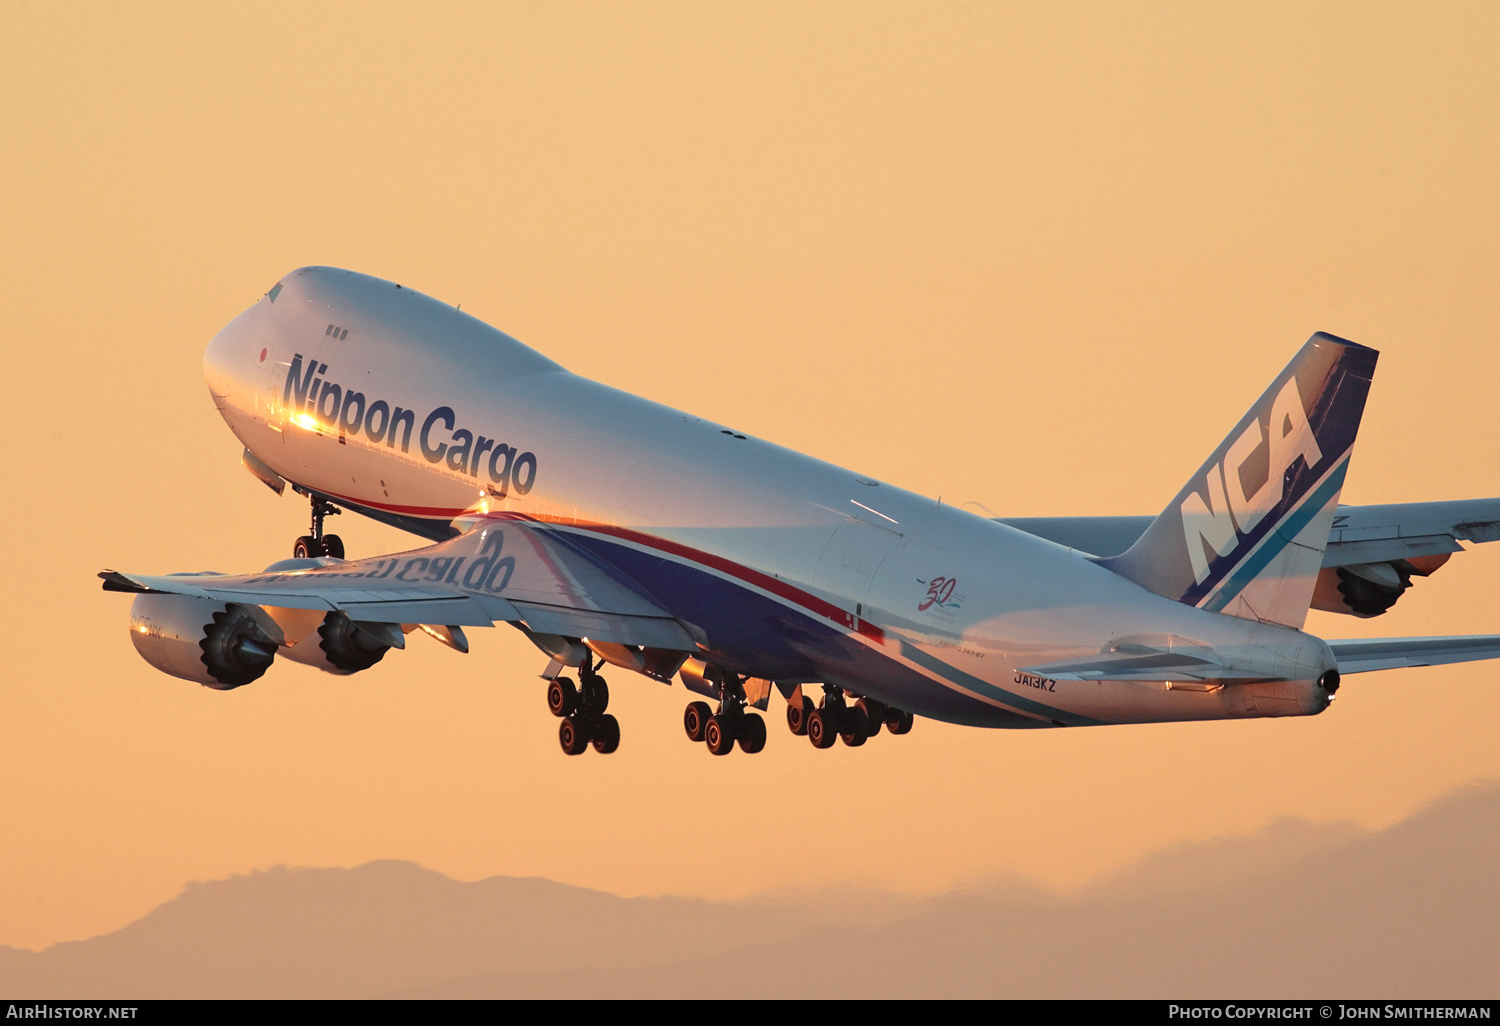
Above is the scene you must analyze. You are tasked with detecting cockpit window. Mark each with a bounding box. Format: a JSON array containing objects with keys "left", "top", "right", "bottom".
[{"left": 267, "top": 283, "right": 283, "bottom": 302}]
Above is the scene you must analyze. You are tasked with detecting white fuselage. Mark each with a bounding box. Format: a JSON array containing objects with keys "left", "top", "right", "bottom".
[{"left": 203, "top": 268, "right": 1335, "bottom": 728}]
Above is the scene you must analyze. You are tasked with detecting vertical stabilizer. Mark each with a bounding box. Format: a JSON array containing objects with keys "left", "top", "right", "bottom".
[{"left": 1098, "top": 333, "right": 1378, "bottom": 629}]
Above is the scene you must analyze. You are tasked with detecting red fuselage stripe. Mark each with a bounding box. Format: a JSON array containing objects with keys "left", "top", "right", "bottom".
[
  {"left": 568, "top": 522, "right": 886, "bottom": 644},
  {"left": 321, "top": 488, "right": 886, "bottom": 643}
]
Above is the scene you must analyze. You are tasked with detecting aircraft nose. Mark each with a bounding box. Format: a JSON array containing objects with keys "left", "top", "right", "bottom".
[{"left": 203, "top": 295, "right": 269, "bottom": 400}]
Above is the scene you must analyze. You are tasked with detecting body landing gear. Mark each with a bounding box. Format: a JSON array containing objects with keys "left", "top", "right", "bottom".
[
  {"left": 548, "top": 661, "right": 619, "bottom": 755},
  {"left": 682, "top": 671, "right": 766, "bottom": 755},
  {"left": 796, "top": 685, "right": 913, "bottom": 749},
  {"left": 293, "top": 492, "right": 344, "bottom": 559}
]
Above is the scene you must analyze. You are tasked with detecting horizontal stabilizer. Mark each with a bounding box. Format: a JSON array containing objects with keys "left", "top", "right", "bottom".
[
  {"left": 1327, "top": 635, "right": 1500, "bottom": 674},
  {"left": 1022, "top": 645, "right": 1287, "bottom": 684}
]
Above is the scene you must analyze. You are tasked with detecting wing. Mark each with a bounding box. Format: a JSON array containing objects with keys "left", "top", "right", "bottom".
[
  {"left": 1326, "top": 635, "right": 1500, "bottom": 674},
  {"left": 996, "top": 515, "right": 1156, "bottom": 558},
  {"left": 1320, "top": 498, "right": 1500, "bottom": 566},
  {"left": 1001, "top": 499, "right": 1500, "bottom": 617},
  {"left": 101, "top": 515, "right": 701, "bottom": 652},
  {"left": 999, "top": 500, "right": 1500, "bottom": 560}
]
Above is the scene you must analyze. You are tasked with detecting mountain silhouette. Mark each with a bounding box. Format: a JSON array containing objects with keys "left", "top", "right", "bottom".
[{"left": 3, "top": 781, "right": 1496, "bottom": 997}]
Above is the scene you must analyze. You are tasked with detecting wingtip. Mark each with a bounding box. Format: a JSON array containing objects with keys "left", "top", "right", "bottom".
[{"left": 99, "top": 570, "right": 151, "bottom": 594}]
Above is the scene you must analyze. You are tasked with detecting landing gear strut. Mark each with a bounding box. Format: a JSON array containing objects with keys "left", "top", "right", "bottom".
[
  {"left": 681, "top": 669, "right": 767, "bottom": 755},
  {"left": 293, "top": 492, "right": 344, "bottom": 559},
  {"left": 548, "top": 658, "right": 619, "bottom": 755}
]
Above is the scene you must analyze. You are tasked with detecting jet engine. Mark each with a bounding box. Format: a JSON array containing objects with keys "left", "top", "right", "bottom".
[
  {"left": 129, "top": 593, "right": 278, "bottom": 689},
  {"left": 1310, "top": 554, "right": 1450, "bottom": 618},
  {"left": 279, "top": 611, "right": 405, "bottom": 675}
]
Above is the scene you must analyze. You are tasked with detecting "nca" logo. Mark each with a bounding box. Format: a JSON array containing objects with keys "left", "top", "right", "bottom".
[{"left": 1180, "top": 377, "right": 1323, "bottom": 584}]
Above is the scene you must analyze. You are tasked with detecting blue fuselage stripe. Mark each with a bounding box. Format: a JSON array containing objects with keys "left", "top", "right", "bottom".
[
  {"left": 896, "top": 641, "right": 1109, "bottom": 726},
  {"left": 317, "top": 479, "right": 1109, "bottom": 726}
]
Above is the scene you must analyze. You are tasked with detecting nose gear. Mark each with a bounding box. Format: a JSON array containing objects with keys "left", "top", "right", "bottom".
[{"left": 292, "top": 490, "right": 344, "bottom": 559}]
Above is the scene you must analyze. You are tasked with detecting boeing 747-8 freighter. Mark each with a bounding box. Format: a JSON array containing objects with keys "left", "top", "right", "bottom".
[{"left": 102, "top": 268, "right": 1500, "bottom": 755}]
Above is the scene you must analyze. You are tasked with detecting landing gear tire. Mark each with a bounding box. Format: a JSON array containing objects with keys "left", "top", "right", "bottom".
[
  {"left": 295, "top": 494, "right": 344, "bottom": 560},
  {"left": 559, "top": 716, "right": 590, "bottom": 755},
  {"left": 737, "top": 713, "right": 767, "bottom": 754},
  {"left": 581, "top": 674, "right": 609, "bottom": 715},
  {"left": 591, "top": 714, "right": 621, "bottom": 754},
  {"left": 786, "top": 695, "right": 813, "bottom": 736},
  {"left": 886, "top": 709, "right": 914, "bottom": 735},
  {"left": 684, "top": 701, "right": 712, "bottom": 742},
  {"left": 293, "top": 534, "right": 343, "bottom": 559},
  {"left": 840, "top": 703, "right": 870, "bottom": 746},
  {"left": 806, "top": 709, "right": 837, "bottom": 749},
  {"left": 704, "top": 715, "right": 736, "bottom": 756},
  {"left": 547, "top": 677, "right": 578, "bottom": 718}
]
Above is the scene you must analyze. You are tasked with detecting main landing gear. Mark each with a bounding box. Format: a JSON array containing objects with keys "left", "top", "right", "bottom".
[
  {"left": 292, "top": 492, "right": 344, "bottom": 559},
  {"left": 787, "top": 685, "right": 913, "bottom": 749},
  {"left": 681, "top": 672, "right": 767, "bottom": 756},
  {"left": 548, "top": 660, "right": 620, "bottom": 756}
]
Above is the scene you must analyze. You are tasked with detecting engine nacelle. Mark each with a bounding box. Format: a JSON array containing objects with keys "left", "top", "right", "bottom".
[
  {"left": 1310, "top": 553, "right": 1451, "bottom": 617},
  {"left": 129, "top": 594, "right": 277, "bottom": 689},
  {"left": 279, "top": 611, "right": 404, "bottom": 675}
]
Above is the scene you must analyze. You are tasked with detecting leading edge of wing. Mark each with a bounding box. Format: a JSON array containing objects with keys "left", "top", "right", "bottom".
[
  {"left": 99, "top": 518, "right": 700, "bottom": 647},
  {"left": 1326, "top": 634, "right": 1500, "bottom": 674}
]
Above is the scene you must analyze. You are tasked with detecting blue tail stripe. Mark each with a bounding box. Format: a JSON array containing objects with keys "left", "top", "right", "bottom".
[{"left": 1201, "top": 457, "right": 1349, "bottom": 613}]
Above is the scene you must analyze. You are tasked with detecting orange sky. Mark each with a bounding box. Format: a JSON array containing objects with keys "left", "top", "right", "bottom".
[{"left": 3, "top": 1, "right": 1499, "bottom": 951}]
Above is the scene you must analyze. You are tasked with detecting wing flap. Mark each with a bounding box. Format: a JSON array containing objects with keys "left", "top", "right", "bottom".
[
  {"left": 1322, "top": 535, "right": 1462, "bottom": 566},
  {"left": 510, "top": 601, "right": 697, "bottom": 649},
  {"left": 336, "top": 596, "right": 503, "bottom": 627},
  {"left": 1322, "top": 499, "right": 1500, "bottom": 568}
]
